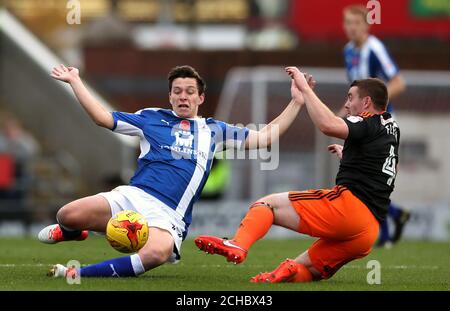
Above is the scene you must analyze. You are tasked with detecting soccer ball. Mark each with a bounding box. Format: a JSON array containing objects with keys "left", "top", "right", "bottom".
[{"left": 106, "top": 210, "right": 149, "bottom": 253}]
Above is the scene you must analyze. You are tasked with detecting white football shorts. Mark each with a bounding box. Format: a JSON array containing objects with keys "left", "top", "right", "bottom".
[{"left": 99, "top": 185, "right": 185, "bottom": 263}]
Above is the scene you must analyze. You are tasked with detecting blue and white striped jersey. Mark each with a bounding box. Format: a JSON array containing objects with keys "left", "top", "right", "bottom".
[
  {"left": 344, "top": 35, "right": 399, "bottom": 82},
  {"left": 344, "top": 35, "right": 399, "bottom": 112},
  {"left": 111, "top": 108, "right": 249, "bottom": 228}
]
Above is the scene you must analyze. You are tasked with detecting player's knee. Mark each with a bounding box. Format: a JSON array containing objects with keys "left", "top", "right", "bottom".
[
  {"left": 56, "top": 206, "right": 69, "bottom": 225},
  {"left": 249, "top": 194, "right": 276, "bottom": 210},
  {"left": 139, "top": 246, "right": 172, "bottom": 270},
  {"left": 56, "top": 204, "right": 80, "bottom": 228}
]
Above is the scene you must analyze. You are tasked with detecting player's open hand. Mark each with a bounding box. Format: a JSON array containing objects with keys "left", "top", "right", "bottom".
[
  {"left": 328, "top": 144, "right": 343, "bottom": 159},
  {"left": 50, "top": 64, "right": 79, "bottom": 83},
  {"left": 285, "top": 67, "right": 316, "bottom": 92}
]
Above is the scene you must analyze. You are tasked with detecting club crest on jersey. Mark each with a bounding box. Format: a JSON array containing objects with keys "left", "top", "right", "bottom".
[{"left": 173, "top": 120, "right": 194, "bottom": 148}]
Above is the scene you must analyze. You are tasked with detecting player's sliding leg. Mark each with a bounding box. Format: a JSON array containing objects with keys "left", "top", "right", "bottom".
[
  {"left": 38, "top": 224, "right": 89, "bottom": 244},
  {"left": 48, "top": 227, "right": 174, "bottom": 278},
  {"left": 38, "top": 195, "right": 111, "bottom": 244},
  {"left": 195, "top": 201, "right": 274, "bottom": 264},
  {"left": 250, "top": 258, "right": 315, "bottom": 283},
  {"left": 243, "top": 187, "right": 380, "bottom": 283},
  {"left": 250, "top": 249, "right": 320, "bottom": 283},
  {"left": 256, "top": 200, "right": 380, "bottom": 284},
  {"left": 254, "top": 188, "right": 380, "bottom": 283},
  {"left": 195, "top": 192, "right": 297, "bottom": 264},
  {"left": 47, "top": 255, "right": 144, "bottom": 278}
]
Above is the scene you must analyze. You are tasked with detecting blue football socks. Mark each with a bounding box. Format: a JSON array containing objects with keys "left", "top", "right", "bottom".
[{"left": 80, "top": 254, "right": 145, "bottom": 277}]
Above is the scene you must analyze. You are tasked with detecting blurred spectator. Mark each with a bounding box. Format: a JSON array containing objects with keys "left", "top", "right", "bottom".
[{"left": 0, "top": 112, "right": 40, "bottom": 208}]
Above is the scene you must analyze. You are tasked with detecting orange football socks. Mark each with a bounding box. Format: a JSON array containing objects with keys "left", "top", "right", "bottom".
[{"left": 232, "top": 203, "right": 274, "bottom": 251}]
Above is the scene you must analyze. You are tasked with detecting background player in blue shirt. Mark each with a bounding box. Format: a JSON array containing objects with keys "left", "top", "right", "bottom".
[
  {"left": 39, "top": 64, "right": 310, "bottom": 278},
  {"left": 343, "top": 5, "right": 406, "bottom": 109},
  {"left": 342, "top": 4, "right": 410, "bottom": 247}
]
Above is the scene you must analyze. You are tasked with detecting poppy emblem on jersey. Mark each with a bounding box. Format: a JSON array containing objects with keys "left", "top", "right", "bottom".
[{"left": 180, "top": 120, "right": 190, "bottom": 131}]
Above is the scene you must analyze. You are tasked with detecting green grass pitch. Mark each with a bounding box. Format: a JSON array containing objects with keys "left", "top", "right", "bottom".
[{"left": 0, "top": 236, "right": 448, "bottom": 291}]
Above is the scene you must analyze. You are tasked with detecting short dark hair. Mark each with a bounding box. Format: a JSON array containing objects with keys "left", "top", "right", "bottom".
[
  {"left": 350, "top": 78, "right": 388, "bottom": 111},
  {"left": 168, "top": 65, "right": 206, "bottom": 95}
]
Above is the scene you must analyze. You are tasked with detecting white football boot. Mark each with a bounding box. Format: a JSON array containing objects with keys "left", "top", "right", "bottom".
[{"left": 38, "top": 224, "right": 88, "bottom": 244}]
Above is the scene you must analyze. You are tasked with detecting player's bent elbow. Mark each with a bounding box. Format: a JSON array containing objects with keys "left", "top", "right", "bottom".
[
  {"left": 320, "top": 125, "right": 347, "bottom": 140},
  {"left": 319, "top": 124, "right": 334, "bottom": 136}
]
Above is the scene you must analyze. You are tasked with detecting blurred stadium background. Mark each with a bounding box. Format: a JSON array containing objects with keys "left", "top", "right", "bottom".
[{"left": 1, "top": 0, "right": 450, "bottom": 244}]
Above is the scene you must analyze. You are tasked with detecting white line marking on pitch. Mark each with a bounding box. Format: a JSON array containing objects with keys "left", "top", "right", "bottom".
[{"left": 0, "top": 264, "right": 49, "bottom": 267}]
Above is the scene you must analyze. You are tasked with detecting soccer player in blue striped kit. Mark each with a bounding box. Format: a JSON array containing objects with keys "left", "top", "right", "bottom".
[
  {"left": 39, "top": 64, "right": 311, "bottom": 278},
  {"left": 341, "top": 4, "right": 410, "bottom": 247}
]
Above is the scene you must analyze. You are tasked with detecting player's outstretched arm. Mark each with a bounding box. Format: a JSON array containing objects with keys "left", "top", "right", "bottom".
[
  {"left": 244, "top": 78, "right": 311, "bottom": 150},
  {"left": 285, "top": 66, "right": 349, "bottom": 140},
  {"left": 51, "top": 64, "right": 114, "bottom": 129},
  {"left": 244, "top": 99, "right": 299, "bottom": 150}
]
